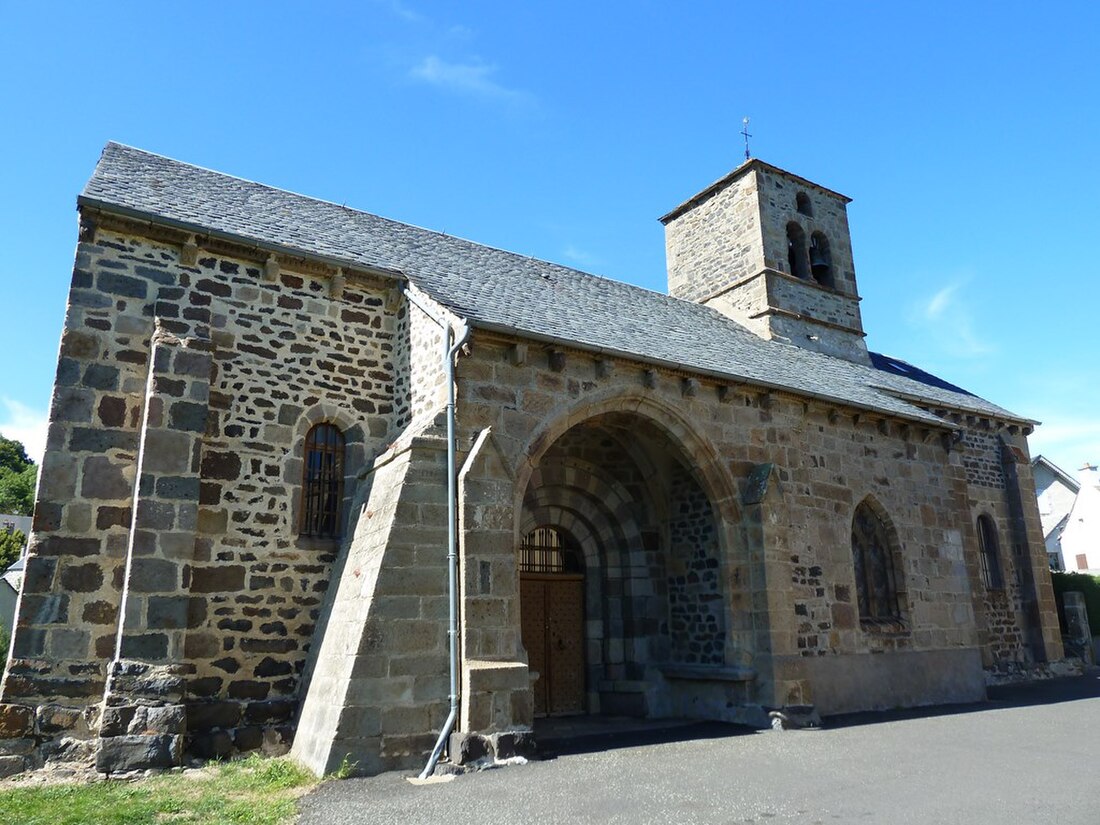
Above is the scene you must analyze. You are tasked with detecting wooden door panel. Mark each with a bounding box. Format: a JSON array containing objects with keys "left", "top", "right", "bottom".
[
  {"left": 520, "top": 577, "right": 547, "bottom": 716},
  {"left": 547, "top": 578, "right": 585, "bottom": 714}
]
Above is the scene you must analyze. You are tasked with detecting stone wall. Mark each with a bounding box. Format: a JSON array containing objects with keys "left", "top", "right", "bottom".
[
  {"left": 1, "top": 216, "right": 406, "bottom": 772},
  {"left": 453, "top": 332, "right": 999, "bottom": 716}
]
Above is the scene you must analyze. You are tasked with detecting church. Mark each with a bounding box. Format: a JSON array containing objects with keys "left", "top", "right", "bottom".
[{"left": 0, "top": 143, "right": 1063, "bottom": 777}]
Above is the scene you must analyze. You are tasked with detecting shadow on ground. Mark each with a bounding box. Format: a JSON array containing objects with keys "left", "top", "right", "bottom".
[
  {"left": 534, "top": 668, "right": 1100, "bottom": 757},
  {"left": 824, "top": 667, "right": 1100, "bottom": 729}
]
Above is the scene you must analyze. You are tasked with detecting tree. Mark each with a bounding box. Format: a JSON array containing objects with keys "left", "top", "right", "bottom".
[
  {"left": 0, "top": 528, "right": 24, "bottom": 571},
  {"left": 0, "top": 434, "right": 36, "bottom": 516}
]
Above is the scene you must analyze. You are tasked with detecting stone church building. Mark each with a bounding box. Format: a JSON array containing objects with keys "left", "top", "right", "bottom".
[{"left": 0, "top": 143, "right": 1063, "bottom": 777}]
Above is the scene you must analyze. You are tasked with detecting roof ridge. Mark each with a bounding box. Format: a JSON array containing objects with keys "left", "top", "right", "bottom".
[{"left": 98, "top": 143, "right": 689, "bottom": 305}]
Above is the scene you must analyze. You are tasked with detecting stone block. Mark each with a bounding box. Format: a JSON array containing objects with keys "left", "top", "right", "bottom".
[
  {"left": 0, "top": 705, "right": 34, "bottom": 738},
  {"left": 0, "top": 755, "right": 26, "bottom": 778},
  {"left": 60, "top": 562, "right": 104, "bottom": 592},
  {"left": 119, "top": 633, "right": 169, "bottom": 661},
  {"left": 190, "top": 730, "right": 234, "bottom": 759},
  {"left": 189, "top": 565, "right": 245, "bottom": 593},
  {"left": 96, "top": 734, "right": 182, "bottom": 772},
  {"left": 128, "top": 558, "right": 179, "bottom": 592},
  {"left": 81, "top": 455, "right": 131, "bottom": 500},
  {"left": 187, "top": 700, "right": 242, "bottom": 732}
]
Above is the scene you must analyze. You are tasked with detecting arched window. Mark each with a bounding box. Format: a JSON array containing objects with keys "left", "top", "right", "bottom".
[
  {"left": 796, "top": 191, "right": 813, "bottom": 217},
  {"left": 519, "top": 526, "right": 582, "bottom": 574},
  {"left": 300, "top": 423, "right": 345, "bottom": 538},
  {"left": 786, "top": 222, "right": 810, "bottom": 280},
  {"left": 977, "top": 514, "right": 1004, "bottom": 590},
  {"left": 809, "top": 232, "right": 834, "bottom": 288},
  {"left": 851, "top": 500, "right": 903, "bottom": 623}
]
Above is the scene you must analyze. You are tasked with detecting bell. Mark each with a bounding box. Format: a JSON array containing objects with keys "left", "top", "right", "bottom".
[{"left": 809, "top": 245, "right": 828, "bottom": 269}]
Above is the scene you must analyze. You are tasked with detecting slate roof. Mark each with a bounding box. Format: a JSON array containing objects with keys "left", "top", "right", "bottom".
[{"left": 79, "top": 142, "right": 1030, "bottom": 427}]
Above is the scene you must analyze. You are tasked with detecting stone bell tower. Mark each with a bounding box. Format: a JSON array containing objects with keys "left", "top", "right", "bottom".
[{"left": 660, "top": 159, "right": 869, "bottom": 364}]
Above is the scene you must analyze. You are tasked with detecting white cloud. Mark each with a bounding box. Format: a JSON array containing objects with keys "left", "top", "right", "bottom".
[
  {"left": 909, "top": 279, "right": 994, "bottom": 358},
  {"left": 0, "top": 398, "right": 48, "bottom": 465},
  {"left": 410, "top": 55, "right": 527, "bottom": 101},
  {"left": 373, "top": 0, "right": 424, "bottom": 23},
  {"left": 1028, "top": 415, "right": 1100, "bottom": 473}
]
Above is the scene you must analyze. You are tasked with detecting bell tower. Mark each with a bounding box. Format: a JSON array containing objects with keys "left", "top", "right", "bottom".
[{"left": 660, "top": 159, "right": 869, "bottom": 364}]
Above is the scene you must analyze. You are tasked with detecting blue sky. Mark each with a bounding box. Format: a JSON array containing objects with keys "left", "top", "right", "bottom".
[{"left": 1, "top": 1, "right": 1098, "bottom": 476}]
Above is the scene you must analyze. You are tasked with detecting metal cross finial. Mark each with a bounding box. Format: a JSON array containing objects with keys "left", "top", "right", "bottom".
[{"left": 741, "top": 117, "right": 752, "bottom": 161}]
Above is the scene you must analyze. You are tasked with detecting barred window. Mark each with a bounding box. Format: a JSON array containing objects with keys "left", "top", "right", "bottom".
[
  {"left": 519, "top": 526, "right": 582, "bottom": 574},
  {"left": 851, "top": 501, "right": 902, "bottom": 623},
  {"left": 300, "top": 423, "right": 345, "bottom": 538},
  {"left": 977, "top": 514, "right": 1004, "bottom": 590}
]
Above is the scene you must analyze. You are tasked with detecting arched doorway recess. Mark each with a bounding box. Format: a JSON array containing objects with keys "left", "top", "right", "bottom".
[{"left": 518, "top": 410, "right": 732, "bottom": 719}]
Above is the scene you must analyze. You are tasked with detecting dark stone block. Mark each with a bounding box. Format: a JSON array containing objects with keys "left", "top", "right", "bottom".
[
  {"left": 83, "top": 600, "right": 118, "bottom": 625},
  {"left": 147, "top": 596, "right": 189, "bottom": 629},
  {"left": 174, "top": 349, "right": 211, "bottom": 378},
  {"left": 211, "top": 657, "right": 240, "bottom": 674},
  {"left": 277, "top": 404, "right": 303, "bottom": 426},
  {"left": 168, "top": 401, "right": 208, "bottom": 433},
  {"left": 100, "top": 705, "right": 137, "bottom": 737},
  {"left": 195, "top": 278, "right": 231, "bottom": 298},
  {"left": 186, "top": 700, "right": 241, "bottom": 731},
  {"left": 254, "top": 657, "right": 292, "bottom": 678},
  {"left": 70, "top": 427, "right": 138, "bottom": 453},
  {"left": 51, "top": 386, "right": 94, "bottom": 423},
  {"left": 135, "top": 499, "right": 176, "bottom": 531},
  {"left": 116, "top": 349, "right": 149, "bottom": 365},
  {"left": 234, "top": 725, "right": 264, "bottom": 752},
  {"left": 83, "top": 363, "right": 120, "bottom": 391},
  {"left": 186, "top": 677, "right": 224, "bottom": 698},
  {"left": 21, "top": 557, "right": 57, "bottom": 592},
  {"left": 228, "top": 680, "right": 270, "bottom": 700},
  {"left": 97, "top": 271, "right": 148, "bottom": 299},
  {"left": 59, "top": 329, "right": 100, "bottom": 359},
  {"left": 72, "top": 268, "right": 93, "bottom": 289},
  {"left": 119, "top": 633, "right": 169, "bottom": 661},
  {"left": 153, "top": 377, "right": 186, "bottom": 397},
  {"left": 277, "top": 296, "right": 303, "bottom": 310},
  {"left": 239, "top": 343, "right": 277, "bottom": 360},
  {"left": 129, "top": 558, "right": 179, "bottom": 592},
  {"left": 56, "top": 357, "right": 81, "bottom": 386},
  {"left": 35, "top": 536, "right": 101, "bottom": 558},
  {"left": 449, "top": 732, "right": 488, "bottom": 764},
  {"left": 96, "top": 734, "right": 181, "bottom": 773},
  {"left": 243, "top": 699, "right": 296, "bottom": 724},
  {"left": 60, "top": 562, "right": 104, "bottom": 593},
  {"left": 96, "top": 397, "right": 127, "bottom": 427},
  {"left": 156, "top": 475, "right": 201, "bottom": 501},
  {"left": 33, "top": 501, "right": 62, "bottom": 532},
  {"left": 81, "top": 455, "right": 131, "bottom": 499},
  {"left": 19, "top": 594, "right": 68, "bottom": 624},
  {"left": 37, "top": 704, "right": 84, "bottom": 735},
  {"left": 96, "top": 505, "right": 132, "bottom": 530},
  {"left": 0, "top": 704, "right": 35, "bottom": 738},
  {"left": 199, "top": 482, "right": 223, "bottom": 505},
  {"left": 189, "top": 729, "right": 234, "bottom": 760},
  {"left": 190, "top": 565, "right": 246, "bottom": 593},
  {"left": 217, "top": 618, "right": 252, "bottom": 632}
]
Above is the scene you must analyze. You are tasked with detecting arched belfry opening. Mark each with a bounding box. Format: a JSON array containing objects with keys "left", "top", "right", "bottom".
[
  {"left": 786, "top": 222, "right": 810, "bottom": 280},
  {"left": 518, "top": 411, "right": 731, "bottom": 719},
  {"left": 796, "top": 191, "right": 813, "bottom": 217}
]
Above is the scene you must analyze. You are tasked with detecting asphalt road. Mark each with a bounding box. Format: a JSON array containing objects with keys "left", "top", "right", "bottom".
[{"left": 299, "top": 670, "right": 1100, "bottom": 824}]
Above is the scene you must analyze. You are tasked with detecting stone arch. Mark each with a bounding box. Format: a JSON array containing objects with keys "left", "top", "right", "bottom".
[
  {"left": 513, "top": 392, "right": 744, "bottom": 717},
  {"left": 513, "top": 392, "right": 741, "bottom": 539},
  {"left": 284, "top": 403, "right": 368, "bottom": 542}
]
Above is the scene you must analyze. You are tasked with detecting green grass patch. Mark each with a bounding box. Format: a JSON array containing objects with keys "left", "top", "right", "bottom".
[{"left": 0, "top": 754, "right": 318, "bottom": 825}]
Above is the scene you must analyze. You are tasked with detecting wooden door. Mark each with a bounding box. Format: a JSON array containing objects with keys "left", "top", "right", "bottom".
[{"left": 521, "top": 574, "right": 585, "bottom": 716}]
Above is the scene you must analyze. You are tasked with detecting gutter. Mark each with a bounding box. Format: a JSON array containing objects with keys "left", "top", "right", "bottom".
[{"left": 400, "top": 283, "right": 470, "bottom": 780}]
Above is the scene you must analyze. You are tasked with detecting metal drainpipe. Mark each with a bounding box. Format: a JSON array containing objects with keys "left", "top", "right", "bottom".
[{"left": 400, "top": 283, "right": 470, "bottom": 779}]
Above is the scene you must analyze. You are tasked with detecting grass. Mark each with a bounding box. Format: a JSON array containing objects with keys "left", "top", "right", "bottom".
[{"left": 0, "top": 754, "right": 319, "bottom": 825}]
